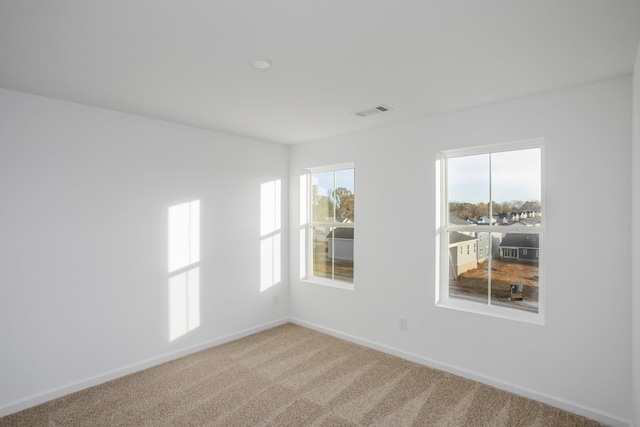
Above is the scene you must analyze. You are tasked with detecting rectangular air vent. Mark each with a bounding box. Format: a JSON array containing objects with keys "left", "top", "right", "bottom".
[{"left": 353, "top": 104, "right": 393, "bottom": 117}]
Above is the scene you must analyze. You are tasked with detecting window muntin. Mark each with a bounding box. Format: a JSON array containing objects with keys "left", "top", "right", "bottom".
[
  {"left": 307, "top": 165, "right": 355, "bottom": 285},
  {"left": 439, "top": 142, "right": 543, "bottom": 321}
]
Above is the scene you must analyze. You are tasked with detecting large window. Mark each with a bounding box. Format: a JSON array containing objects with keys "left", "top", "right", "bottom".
[
  {"left": 437, "top": 141, "right": 543, "bottom": 322},
  {"left": 305, "top": 164, "right": 355, "bottom": 287}
]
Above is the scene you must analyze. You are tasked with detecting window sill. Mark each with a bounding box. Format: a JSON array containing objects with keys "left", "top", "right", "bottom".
[
  {"left": 301, "top": 276, "right": 354, "bottom": 291},
  {"left": 436, "top": 297, "right": 544, "bottom": 325}
]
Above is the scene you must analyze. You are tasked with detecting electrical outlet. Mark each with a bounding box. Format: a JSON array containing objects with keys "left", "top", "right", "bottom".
[
  {"left": 273, "top": 295, "right": 279, "bottom": 306},
  {"left": 399, "top": 317, "right": 407, "bottom": 331}
]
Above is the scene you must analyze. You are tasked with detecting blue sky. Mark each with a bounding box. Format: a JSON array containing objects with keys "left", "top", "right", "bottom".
[
  {"left": 448, "top": 148, "right": 541, "bottom": 204},
  {"left": 312, "top": 168, "right": 355, "bottom": 197}
]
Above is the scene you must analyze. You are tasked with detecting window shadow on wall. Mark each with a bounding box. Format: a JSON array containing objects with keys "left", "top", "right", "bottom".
[{"left": 260, "top": 180, "right": 281, "bottom": 291}]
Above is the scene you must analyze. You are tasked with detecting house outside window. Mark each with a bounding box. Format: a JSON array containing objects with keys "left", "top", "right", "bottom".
[
  {"left": 437, "top": 140, "right": 544, "bottom": 323},
  {"left": 305, "top": 163, "right": 355, "bottom": 288}
]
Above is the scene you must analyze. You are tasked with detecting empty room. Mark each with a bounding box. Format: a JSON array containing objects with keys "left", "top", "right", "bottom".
[{"left": 1, "top": 1, "right": 640, "bottom": 426}]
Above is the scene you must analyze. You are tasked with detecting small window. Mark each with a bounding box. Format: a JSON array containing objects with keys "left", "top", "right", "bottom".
[
  {"left": 305, "top": 164, "right": 355, "bottom": 287},
  {"left": 437, "top": 140, "right": 544, "bottom": 323},
  {"left": 502, "top": 248, "right": 518, "bottom": 258}
]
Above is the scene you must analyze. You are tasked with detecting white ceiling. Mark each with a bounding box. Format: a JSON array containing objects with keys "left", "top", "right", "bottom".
[{"left": 1, "top": 1, "right": 640, "bottom": 145}]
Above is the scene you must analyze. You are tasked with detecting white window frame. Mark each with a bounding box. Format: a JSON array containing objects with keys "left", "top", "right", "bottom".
[
  {"left": 436, "top": 139, "right": 545, "bottom": 324},
  {"left": 303, "top": 162, "right": 355, "bottom": 290}
]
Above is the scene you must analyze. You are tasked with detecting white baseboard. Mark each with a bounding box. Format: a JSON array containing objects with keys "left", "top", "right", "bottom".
[
  {"left": 0, "top": 317, "right": 289, "bottom": 418},
  {"left": 290, "top": 318, "right": 631, "bottom": 427}
]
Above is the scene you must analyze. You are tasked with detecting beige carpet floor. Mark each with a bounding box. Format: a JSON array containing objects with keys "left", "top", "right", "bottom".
[{"left": 0, "top": 323, "right": 598, "bottom": 426}]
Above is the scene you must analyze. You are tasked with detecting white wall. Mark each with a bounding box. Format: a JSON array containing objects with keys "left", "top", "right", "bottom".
[
  {"left": 632, "top": 44, "right": 640, "bottom": 427},
  {"left": 289, "top": 77, "right": 632, "bottom": 426},
  {"left": 1, "top": 76, "right": 634, "bottom": 424},
  {"left": 0, "top": 89, "right": 289, "bottom": 415}
]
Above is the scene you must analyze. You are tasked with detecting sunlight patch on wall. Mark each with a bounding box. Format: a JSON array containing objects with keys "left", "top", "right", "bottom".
[
  {"left": 168, "top": 200, "right": 200, "bottom": 341},
  {"left": 260, "top": 234, "right": 281, "bottom": 291},
  {"left": 169, "top": 200, "right": 200, "bottom": 273},
  {"left": 169, "top": 267, "right": 200, "bottom": 341},
  {"left": 300, "top": 174, "right": 308, "bottom": 279},
  {"left": 260, "top": 180, "right": 281, "bottom": 291},
  {"left": 299, "top": 228, "right": 306, "bottom": 280},
  {"left": 435, "top": 158, "right": 442, "bottom": 303}
]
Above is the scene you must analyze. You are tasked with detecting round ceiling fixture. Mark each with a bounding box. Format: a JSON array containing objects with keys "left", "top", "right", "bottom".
[{"left": 250, "top": 57, "right": 272, "bottom": 70}]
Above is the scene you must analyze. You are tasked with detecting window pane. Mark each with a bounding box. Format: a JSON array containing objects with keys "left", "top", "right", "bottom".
[
  {"left": 333, "top": 258, "right": 354, "bottom": 283},
  {"left": 447, "top": 154, "right": 490, "bottom": 225},
  {"left": 448, "top": 231, "right": 488, "bottom": 304},
  {"left": 328, "top": 227, "right": 354, "bottom": 283},
  {"left": 334, "top": 168, "right": 355, "bottom": 222},
  {"left": 312, "top": 171, "right": 334, "bottom": 221},
  {"left": 491, "top": 148, "right": 541, "bottom": 227},
  {"left": 490, "top": 232, "right": 539, "bottom": 313},
  {"left": 312, "top": 226, "right": 354, "bottom": 283},
  {"left": 312, "top": 226, "right": 331, "bottom": 279}
]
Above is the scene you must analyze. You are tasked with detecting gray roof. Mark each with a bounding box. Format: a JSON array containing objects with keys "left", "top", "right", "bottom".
[
  {"left": 449, "top": 216, "right": 473, "bottom": 225},
  {"left": 500, "top": 233, "right": 539, "bottom": 249},
  {"left": 327, "top": 228, "right": 354, "bottom": 239},
  {"left": 448, "top": 232, "right": 477, "bottom": 245}
]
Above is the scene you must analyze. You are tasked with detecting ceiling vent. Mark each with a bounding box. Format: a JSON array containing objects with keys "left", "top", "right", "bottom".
[{"left": 352, "top": 105, "right": 393, "bottom": 117}]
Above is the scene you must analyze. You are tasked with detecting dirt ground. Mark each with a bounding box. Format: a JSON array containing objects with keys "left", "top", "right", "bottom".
[
  {"left": 312, "top": 255, "right": 538, "bottom": 310},
  {"left": 450, "top": 259, "right": 539, "bottom": 310}
]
